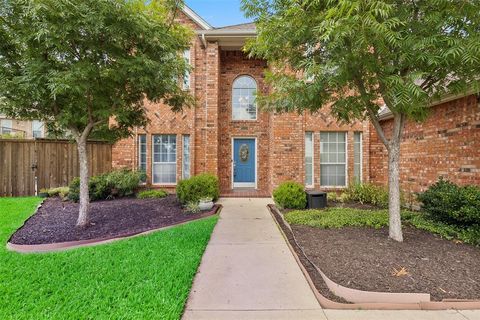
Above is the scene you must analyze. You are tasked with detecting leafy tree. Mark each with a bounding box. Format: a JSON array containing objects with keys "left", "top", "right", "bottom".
[
  {"left": 242, "top": 0, "right": 480, "bottom": 241},
  {"left": 0, "top": 0, "right": 192, "bottom": 227}
]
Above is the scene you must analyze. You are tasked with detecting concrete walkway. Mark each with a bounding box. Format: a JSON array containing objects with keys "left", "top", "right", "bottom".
[{"left": 183, "top": 198, "right": 480, "bottom": 320}]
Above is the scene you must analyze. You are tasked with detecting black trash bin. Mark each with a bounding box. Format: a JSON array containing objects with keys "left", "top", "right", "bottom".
[{"left": 306, "top": 191, "right": 327, "bottom": 209}]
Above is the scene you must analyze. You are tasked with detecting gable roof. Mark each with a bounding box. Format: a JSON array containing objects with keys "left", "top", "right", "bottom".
[
  {"left": 182, "top": 4, "right": 213, "bottom": 30},
  {"left": 215, "top": 22, "right": 256, "bottom": 31}
]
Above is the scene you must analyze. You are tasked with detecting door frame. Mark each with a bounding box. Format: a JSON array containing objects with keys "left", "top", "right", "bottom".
[{"left": 231, "top": 137, "right": 258, "bottom": 189}]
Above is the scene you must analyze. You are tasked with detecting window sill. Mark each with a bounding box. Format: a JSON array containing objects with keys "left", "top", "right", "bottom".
[
  {"left": 230, "top": 119, "right": 259, "bottom": 123},
  {"left": 151, "top": 183, "right": 177, "bottom": 187}
]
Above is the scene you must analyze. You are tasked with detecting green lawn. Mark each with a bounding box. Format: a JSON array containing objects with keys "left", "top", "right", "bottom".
[
  {"left": 285, "top": 207, "right": 480, "bottom": 246},
  {"left": 0, "top": 197, "right": 217, "bottom": 320}
]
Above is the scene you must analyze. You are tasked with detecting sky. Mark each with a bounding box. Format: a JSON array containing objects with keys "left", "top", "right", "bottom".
[{"left": 185, "top": 0, "right": 251, "bottom": 28}]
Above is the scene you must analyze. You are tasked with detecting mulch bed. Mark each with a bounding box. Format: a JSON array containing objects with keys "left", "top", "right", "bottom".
[
  {"left": 9, "top": 195, "right": 218, "bottom": 245},
  {"left": 272, "top": 205, "right": 480, "bottom": 302}
]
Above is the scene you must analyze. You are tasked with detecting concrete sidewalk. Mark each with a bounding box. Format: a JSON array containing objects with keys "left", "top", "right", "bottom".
[
  {"left": 183, "top": 197, "right": 325, "bottom": 319},
  {"left": 183, "top": 198, "right": 480, "bottom": 320}
]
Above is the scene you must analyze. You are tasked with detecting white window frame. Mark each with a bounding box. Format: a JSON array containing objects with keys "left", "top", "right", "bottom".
[
  {"left": 231, "top": 75, "right": 258, "bottom": 121},
  {"left": 1, "top": 119, "right": 12, "bottom": 134},
  {"left": 354, "top": 132, "right": 363, "bottom": 183},
  {"left": 320, "top": 131, "right": 348, "bottom": 188},
  {"left": 182, "top": 134, "right": 191, "bottom": 180},
  {"left": 138, "top": 134, "right": 147, "bottom": 184},
  {"left": 305, "top": 132, "right": 314, "bottom": 188},
  {"left": 183, "top": 49, "right": 191, "bottom": 90},
  {"left": 152, "top": 134, "right": 177, "bottom": 186},
  {"left": 32, "top": 120, "right": 44, "bottom": 138}
]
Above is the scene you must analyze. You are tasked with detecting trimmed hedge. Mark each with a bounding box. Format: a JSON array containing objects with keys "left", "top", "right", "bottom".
[
  {"left": 418, "top": 178, "right": 480, "bottom": 225},
  {"left": 273, "top": 181, "right": 307, "bottom": 209},
  {"left": 176, "top": 174, "right": 219, "bottom": 204}
]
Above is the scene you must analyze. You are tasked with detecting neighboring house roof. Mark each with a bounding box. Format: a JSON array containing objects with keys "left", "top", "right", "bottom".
[{"left": 378, "top": 89, "right": 479, "bottom": 120}]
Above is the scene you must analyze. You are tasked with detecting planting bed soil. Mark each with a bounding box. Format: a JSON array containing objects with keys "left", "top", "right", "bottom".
[
  {"left": 9, "top": 195, "right": 219, "bottom": 245},
  {"left": 291, "top": 222, "right": 480, "bottom": 302}
]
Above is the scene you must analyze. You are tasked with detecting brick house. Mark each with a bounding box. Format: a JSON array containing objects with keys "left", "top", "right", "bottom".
[{"left": 112, "top": 5, "right": 480, "bottom": 196}]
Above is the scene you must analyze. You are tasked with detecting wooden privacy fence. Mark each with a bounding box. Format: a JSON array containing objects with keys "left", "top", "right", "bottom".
[{"left": 0, "top": 139, "right": 112, "bottom": 197}]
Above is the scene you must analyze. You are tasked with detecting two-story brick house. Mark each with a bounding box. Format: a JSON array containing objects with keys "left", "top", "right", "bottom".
[{"left": 112, "top": 5, "right": 479, "bottom": 196}]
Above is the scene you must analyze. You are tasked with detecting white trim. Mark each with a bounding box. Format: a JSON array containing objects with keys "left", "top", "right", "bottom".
[
  {"left": 305, "top": 131, "right": 314, "bottom": 188},
  {"left": 231, "top": 75, "right": 258, "bottom": 121},
  {"left": 182, "top": 5, "right": 213, "bottom": 30},
  {"left": 231, "top": 137, "right": 258, "bottom": 189},
  {"left": 353, "top": 132, "right": 363, "bottom": 183},
  {"left": 138, "top": 134, "right": 147, "bottom": 185},
  {"left": 319, "top": 131, "right": 348, "bottom": 189},
  {"left": 182, "top": 134, "right": 191, "bottom": 180},
  {"left": 151, "top": 134, "right": 177, "bottom": 186}
]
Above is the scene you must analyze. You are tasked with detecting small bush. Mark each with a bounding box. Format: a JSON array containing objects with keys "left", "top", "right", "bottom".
[
  {"left": 68, "top": 169, "right": 144, "bottom": 202},
  {"left": 185, "top": 201, "right": 200, "bottom": 214},
  {"left": 42, "top": 187, "right": 70, "bottom": 200},
  {"left": 137, "top": 189, "right": 168, "bottom": 199},
  {"left": 176, "top": 174, "right": 220, "bottom": 204},
  {"left": 273, "top": 181, "right": 307, "bottom": 209},
  {"left": 344, "top": 183, "right": 389, "bottom": 208},
  {"left": 418, "top": 178, "right": 480, "bottom": 225}
]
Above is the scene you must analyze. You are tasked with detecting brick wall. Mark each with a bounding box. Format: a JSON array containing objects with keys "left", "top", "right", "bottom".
[
  {"left": 218, "top": 50, "right": 270, "bottom": 192},
  {"left": 370, "top": 94, "right": 480, "bottom": 196}
]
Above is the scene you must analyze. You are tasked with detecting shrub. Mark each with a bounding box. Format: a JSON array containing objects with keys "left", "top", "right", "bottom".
[
  {"left": 68, "top": 169, "right": 144, "bottom": 202},
  {"left": 344, "top": 183, "right": 389, "bottom": 208},
  {"left": 176, "top": 174, "right": 220, "bottom": 205},
  {"left": 137, "top": 189, "right": 168, "bottom": 199},
  {"left": 417, "top": 178, "right": 480, "bottom": 225},
  {"left": 273, "top": 181, "right": 307, "bottom": 209},
  {"left": 185, "top": 201, "right": 200, "bottom": 214},
  {"left": 42, "top": 187, "right": 70, "bottom": 200},
  {"left": 406, "top": 211, "right": 480, "bottom": 246}
]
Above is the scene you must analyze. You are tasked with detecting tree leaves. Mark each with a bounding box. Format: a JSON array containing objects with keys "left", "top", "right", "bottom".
[
  {"left": 0, "top": 0, "right": 192, "bottom": 140},
  {"left": 242, "top": 0, "right": 480, "bottom": 122}
]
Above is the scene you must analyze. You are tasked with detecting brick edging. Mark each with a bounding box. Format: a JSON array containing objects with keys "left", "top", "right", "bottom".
[
  {"left": 7, "top": 204, "right": 222, "bottom": 254},
  {"left": 267, "top": 204, "right": 480, "bottom": 310}
]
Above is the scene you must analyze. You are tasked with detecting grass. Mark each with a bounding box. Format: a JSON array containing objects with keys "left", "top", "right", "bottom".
[
  {"left": 0, "top": 197, "right": 218, "bottom": 320},
  {"left": 285, "top": 208, "right": 391, "bottom": 229},
  {"left": 285, "top": 207, "right": 480, "bottom": 246}
]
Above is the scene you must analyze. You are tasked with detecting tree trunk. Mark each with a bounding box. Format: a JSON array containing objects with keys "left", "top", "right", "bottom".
[
  {"left": 76, "top": 136, "right": 90, "bottom": 227},
  {"left": 387, "top": 138, "right": 403, "bottom": 242},
  {"left": 368, "top": 110, "right": 405, "bottom": 242}
]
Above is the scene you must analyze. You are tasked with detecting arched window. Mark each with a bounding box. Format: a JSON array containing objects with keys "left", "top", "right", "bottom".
[{"left": 232, "top": 75, "right": 257, "bottom": 120}]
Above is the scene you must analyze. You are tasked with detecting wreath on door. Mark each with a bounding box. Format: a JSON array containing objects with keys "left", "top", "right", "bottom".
[{"left": 239, "top": 144, "right": 249, "bottom": 162}]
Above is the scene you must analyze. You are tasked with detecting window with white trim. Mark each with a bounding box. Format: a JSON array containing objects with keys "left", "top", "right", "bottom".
[
  {"left": 320, "top": 132, "right": 346, "bottom": 187},
  {"left": 1, "top": 119, "right": 12, "bottom": 134},
  {"left": 354, "top": 132, "right": 362, "bottom": 183},
  {"left": 182, "top": 135, "right": 190, "bottom": 180},
  {"left": 32, "top": 120, "right": 44, "bottom": 138},
  {"left": 232, "top": 75, "right": 257, "bottom": 120},
  {"left": 183, "top": 49, "right": 191, "bottom": 90},
  {"left": 305, "top": 132, "right": 314, "bottom": 187},
  {"left": 138, "top": 134, "right": 147, "bottom": 183},
  {"left": 152, "top": 135, "right": 177, "bottom": 184}
]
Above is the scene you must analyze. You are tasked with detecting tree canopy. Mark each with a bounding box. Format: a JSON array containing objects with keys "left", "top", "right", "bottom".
[
  {"left": 242, "top": 0, "right": 480, "bottom": 241},
  {"left": 0, "top": 0, "right": 192, "bottom": 139},
  {"left": 0, "top": 0, "right": 192, "bottom": 226}
]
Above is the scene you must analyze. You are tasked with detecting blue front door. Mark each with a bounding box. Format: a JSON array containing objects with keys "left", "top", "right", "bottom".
[{"left": 233, "top": 139, "right": 256, "bottom": 187}]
